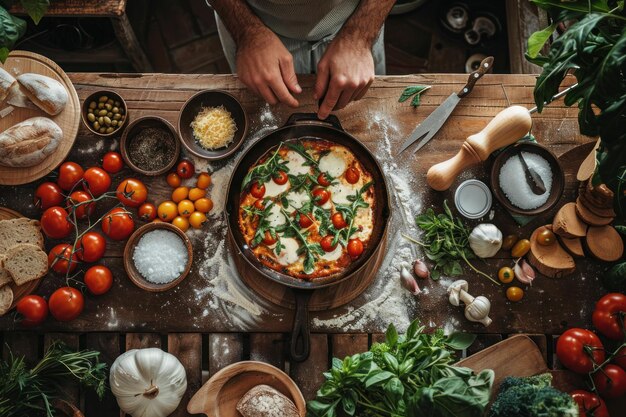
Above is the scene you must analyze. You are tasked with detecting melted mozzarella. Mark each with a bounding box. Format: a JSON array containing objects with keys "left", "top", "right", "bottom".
[
  {"left": 275, "top": 237, "right": 300, "bottom": 265},
  {"left": 319, "top": 149, "right": 347, "bottom": 177},
  {"left": 352, "top": 207, "right": 374, "bottom": 239},
  {"left": 321, "top": 244, "right": 343, "bottom": 261},
  {"left": 286, "top": 150, "right": 311, "bottom": 175},
  {"left": 287, "top": 189, "right": 309, "bottom": 209},
  {"left": 330, "top": 183, "right": 357, "bottom": 205},
  {"left": 267, "top": 204, "right": 287, "bottom": 228},
  {"left": 264, "top": 179, "right": 289, "bottom": 197}
]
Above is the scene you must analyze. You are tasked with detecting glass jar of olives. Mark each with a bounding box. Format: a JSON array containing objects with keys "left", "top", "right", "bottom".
[{"left": 82, "top": 90, "right": 128, "bottom": 136}]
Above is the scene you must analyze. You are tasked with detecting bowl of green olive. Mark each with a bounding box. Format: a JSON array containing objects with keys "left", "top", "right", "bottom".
[{"left": 81, "top": 90, "right": 128, "bottom": 137}]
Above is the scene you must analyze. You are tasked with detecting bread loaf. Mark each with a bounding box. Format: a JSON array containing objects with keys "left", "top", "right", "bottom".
[
  {"left": 0, "top": 255, "right": 12, "bottom": 287},
  {"left": 0, "top": 117, "right": 62, "bottom": 167},
  {"left": 0, "top": 67, "right": 16, "bottom": 103},
  {"left": 17, "top": 73, "right": 68, "bottom": 115},
  {"left": 4, "top": 243, "right": 48, "bottom": 286},
  {"left": 236, "top": 385, "right": 300, "bottom": 417},
  {"left": 0, "top": 218, "right": 44, "bottom": 253},
  {"left": 0, "top": 285, "right": 13, "bottom": 316}
]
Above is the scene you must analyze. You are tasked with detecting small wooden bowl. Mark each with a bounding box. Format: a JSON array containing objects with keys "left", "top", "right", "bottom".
[
  {"left": 177, "top": 90, "right": 248, "bottom": 160},
  {"left": 187, "top": 361, "right": 306, "bottom": 417},
  {"left": 81, "top": 90, "right": 128, "bottom": 137},
  {"left": 120, "top": 116, "right": 181, "bottom": 176},
  {"left": 123, "top": 222, "right": 193, "bottom": 292},
  {"left": 490, "top": 142, "right": 565, "bottom": 216}
]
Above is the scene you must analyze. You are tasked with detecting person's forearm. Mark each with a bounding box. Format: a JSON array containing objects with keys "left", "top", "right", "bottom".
[
  {"left": 208, "top": 0, "right": 269, "bottom": 46},
  {"left": 337, "top": 0, "right": 395, "bottom": 46}
]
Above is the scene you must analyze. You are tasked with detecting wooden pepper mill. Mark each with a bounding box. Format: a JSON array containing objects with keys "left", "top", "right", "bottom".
[{"left": 426, "top": 105, "right": 533, "bottom": 191}]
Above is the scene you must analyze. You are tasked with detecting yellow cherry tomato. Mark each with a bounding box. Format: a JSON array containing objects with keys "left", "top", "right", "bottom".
[
  {"left": 196, "top": 172, "right": 212, "bottom": 189},
  {"left": 171, "top": 216, "right": 189, "bottom": 232},
  {"left": 177, "top": 199, "right": 195, "bottom": 217},
  {"left": 157, "top": 201, "right": 178, "bottom": 221},
  {"left": 511, "top": 239, "right": 531, "bottom": 258},
  {"left": 537, "top": 228, "right": 556, "bottom": 246},
  {"left": 188, "top": 187, "right": 206, "bottom": 201},
  {"left": 194, "top": 197, "right": 214, "bottom": 213},
  {"left": 166, "top": 172, "right": 181, "bottom": 188},
  {"left": 189, "top": 211, "right": 207, "bottom": 229},
  {"left": 498, "top": 267, "right": 515, "bottom": 283},
  {"left": 502, "top": 234, "right": 519, "bottom": 251},
  {"left": 506, "top": 286, "right": 524, "bottom": 302},
  {"left": 171, "top": 186, "right": 189, "bottom": 203},
  {"left": 152, "top": 218, "right": 164, "bottom": 223}
]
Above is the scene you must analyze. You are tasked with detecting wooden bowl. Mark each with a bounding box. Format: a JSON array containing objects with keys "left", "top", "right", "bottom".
[
  {"left": 177, "top": 90, "right": 248, "bottom": 160},
  {"left": 490, "top": 142, "right": 564, "bottom": 216},
  {"left": 81, "top": 90, "right": 128, "bottom": 137},
  {"left": 120, "top": 116, "right": 181, "bottom": 176},
  {"left": 123, "top": 222, "right": 193, "bottom": 292},
  {"left": 187, "top": 361, "right": 306, "bottom": 417}
]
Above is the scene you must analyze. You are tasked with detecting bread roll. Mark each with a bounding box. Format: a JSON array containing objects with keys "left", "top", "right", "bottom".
[
  {"left": 236, "top": 385, "right": 300, "bottom": 417},
  {"left": 17, "top": 73, "right": 68, "bottom": 115},
  {"left": 0, "top": 285, "right": 13, "bottom": 316},
  {"left": 4, "top": 243, "right": 48, "bottom": 286},
  {"left": 0, "top": 67, "right": 16, "bottom": 103},
  {"left": 0, "top": 117, "right": 62, "bottom": 167}
]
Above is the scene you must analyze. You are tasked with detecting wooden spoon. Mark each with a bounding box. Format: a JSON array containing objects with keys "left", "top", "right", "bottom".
[{"left": 576, "top": 139, "right": 600, "bottom": 182}]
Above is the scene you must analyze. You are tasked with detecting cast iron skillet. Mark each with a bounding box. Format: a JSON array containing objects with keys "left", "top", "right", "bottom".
[{"left": 226, "top": 113, "right": 391, "bottom": 361}]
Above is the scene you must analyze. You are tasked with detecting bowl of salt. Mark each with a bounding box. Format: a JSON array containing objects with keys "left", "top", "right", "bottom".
[{"left": 490, "top": 142, "right": 564, "bottom": 216}]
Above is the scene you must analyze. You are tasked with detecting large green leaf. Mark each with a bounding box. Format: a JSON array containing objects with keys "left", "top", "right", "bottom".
[
  {"left": 0, "top": 6, "right": 26, "bottom": 56},
  {"left": 527, "top": 23, "right": 557, "bottom": 58},
  {"left": 20, "top": 0, "right": 49, "bottom": 25}
]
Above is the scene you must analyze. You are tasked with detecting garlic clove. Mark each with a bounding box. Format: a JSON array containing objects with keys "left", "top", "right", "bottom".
[
  {"left": 514, "top": 259, "right": 536, "bottom": 286},
  {"left": 413, "top": 259, "right": 430, "bottom": 279},
  {"left": 400, "top": 266, "right": 421, "bottom": 295}
]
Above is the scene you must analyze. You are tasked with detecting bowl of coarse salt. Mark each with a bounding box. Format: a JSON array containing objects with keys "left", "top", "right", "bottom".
[
  {"left": 123, "top": 222, "right": 193, "bottom": 292},
  {"left": 490, "top": 142, "right": 564, "bottom": 216}
]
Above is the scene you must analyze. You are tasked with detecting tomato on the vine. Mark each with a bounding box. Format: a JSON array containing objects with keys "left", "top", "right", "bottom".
[
  {"left": 556, "top": 328, "right": 605, "bottom": 374},
  {"left": 49, "top": 287, "right": 84, "bottom": 322},
  {"left": 34, "top": 182, "right": 64, "bottom": 210},
  {"left": 82, "top": 167, "right": 111, "bottom": 197},
  {"left": 16, "top": 295, "right": 48, "bottom": 327},
  {"left": 176, "top": 160, "right": 195, "bottom": 179},
  {"left": 570, "top": 390, "right": 609, "bottom": 417},
  {"left": 298, "top": 213, "right": 313, "bottom": 228},
  {"left": 347, "top": 238, "right": 364, "bottom": 258},
  {"left": 48, "top": 244, "right": 78, "bottom": 274},
  {"left": 345, "top": 167, "right": 360, "bottom": 184},
  {"left": 116, "top": 178, "right": 147, "bottom": 208},
  {"left": 313, "top": 188, "right": 330, "bottom": 205},
  {"left": 138, "top": 202, "right": 157, "bottom": 222},
  {"left": 57, "top": 162, "right": 84, "bottom": 191},
  {"left": 592, "top": 293, "right": 626, "bottom": 340},
  {"left": 317, "top": 173, "right": 332, "bottom": 187},
  {"left": 273, "top": 171, "right": 288, "bottom": 185},
  {"left": 41, "top": 206, "right": 72, "bottom": 239},
  {"left": 250, "top": 182, "right": 266, "bottom": 199},
  {"left": 67, "top": 190, "right": 95, "bottom": 219},
  {"left": 320, "top": 235, "right": 337, "bottom": 252},
  {"left": 102, "top": 208, "right": 134, "bottom": 240},
  {"left": 84, "top": 265, "right": 113, "bottom": 295},
  {"left": 593, "top": 364, "right": 626, "bottom": 399},
  {"left": 76, "top": 232, "right": 106, "bottom": 263},
  {"left": 332, "top": 212, "right": 347, "bottom": 229},
  {"left": 101, "top": 152, "right": 123, "bottom": 173}
]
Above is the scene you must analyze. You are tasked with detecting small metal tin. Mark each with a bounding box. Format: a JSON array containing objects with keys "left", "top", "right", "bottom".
[{"left": 454, "top": 179, "right": 492, "bottom": 219}]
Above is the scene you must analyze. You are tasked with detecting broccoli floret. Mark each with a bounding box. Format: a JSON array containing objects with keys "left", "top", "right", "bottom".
[
  {"left": 489, "top": 373, "right": 578, "bottom": 417},
  {"left": 370, "top": 342, "right": 390, "bottom": 368}
]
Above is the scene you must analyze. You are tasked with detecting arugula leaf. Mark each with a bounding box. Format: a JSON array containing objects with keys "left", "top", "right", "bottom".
[
  {"left": 285, "top": 141, "right": 320, "bottom": 168},
  {"left": 241, "top": 143, "right": 288, "bottom": 191}
]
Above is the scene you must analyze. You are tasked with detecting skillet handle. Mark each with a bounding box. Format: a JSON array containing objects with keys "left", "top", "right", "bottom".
[
  {"left": 290, "top": 289, "right": 313, "bottom": 362},
  {"left": 284, "top": 113, "right": 343, "bottom": 131}
]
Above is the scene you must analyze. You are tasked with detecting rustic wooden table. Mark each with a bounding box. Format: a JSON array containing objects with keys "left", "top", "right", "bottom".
[{"left": 1, "top": 73, "right": 612, "bottom": 416}]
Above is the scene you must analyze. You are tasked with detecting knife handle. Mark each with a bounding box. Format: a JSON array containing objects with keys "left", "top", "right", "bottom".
[
  {"left": 457, "top": 56, "right": 494, "bottom": 98},
  {"left": 426, "top": 105, "right": 532, "bottom": 191}
]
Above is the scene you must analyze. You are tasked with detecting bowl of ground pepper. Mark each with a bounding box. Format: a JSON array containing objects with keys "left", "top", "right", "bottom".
[{"left": 121, "top": 116, "right": 181, "bottom": 176}]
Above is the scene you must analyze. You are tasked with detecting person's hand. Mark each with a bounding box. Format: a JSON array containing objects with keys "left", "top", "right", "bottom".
[
  {"left": 236, "top": 28, "right": 301, "bottom": 107},
  {"left": 314, "top": 36, "right": 375, "bottom": 119}
]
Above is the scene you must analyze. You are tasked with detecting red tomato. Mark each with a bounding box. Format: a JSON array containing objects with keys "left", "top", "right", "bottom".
[
  {"left": 273, "top": 171, "right": 288, "bottom": 185},
  {"left": 253, "top": 199, "right": 265, "bottom": 210},
  {"left": 176, "top": 160, "right": 195, "bottom": 179},
  {"left": 34, "top": 182, "right": 64, "bottom": 210},
  {"left": 317, "top": 173, "right": 332, "bottom": 187},
  {"left": 101, "top": 208, "right": 134, "bottom": 241},
  {"left": 320, "top": 235, "right": 337, "bottom": 252},
  {"left": 593, "top": 293, "right": 626, "bottom": 340},
  {"left": 57, "top": 162, "right": 84, "bottom": 191},
  {"left": 250, "top": 182, "right": 266, "bottom": 198},
  {"left": 116, "top": 178, "right": 148, "bottom": 208},
  {"left": 347, "top": 238, "right": 364, "bottom": 258},
  {"left": 101, "top": 152, "right": 124, "bottom": 173},
  {"left": 570, "top": 390, "right": 609, "bottom": 417},
  {"left": 49, "top": 287, "right": 84, "bottom": 322},
  {"left": 262, "top": 230, "right": 277, "bottom": 245},
  {"left": 41, "top": 206, "right": 73, "bottom": 239},
  {"left": 313, "top": 188, "right": 330, "bottom": 205},
  {"left": 593, "top": 364, "right": 626, "bottom": 399},
  {"left": 16, "top": 295, "right": 48, "bottom": 327},
  {"left": 48, "top": 244, "right": 78, "bottom": 274},
  {"left": 556, "top": 328, "right": 605, "bottom": 374},
  {"left": 299, "top": 213, "right": 313, "bottom": 228},
  {"left": 614, "top": 346, "right": 626, "bottom": 371},
  {"left": 345, "top": 167, "right": 360, "bottom": 184},
  {"left": 332, "top": 212, "right": 347, "bottom": 229},
  {"left": 138, "top": 202, "right": 157, "bottom": 222},
  {"left": 67, "top": 190, "right": 95, "bottom": 219},
  {"left": 76, "top": 232, "right": 106, "bottom": 262},
  {"left": 84, "top": 265, "right": 113, "bottom": 295},
  {"left": 82, "top": 167, "right": 111, "bottom": 197}
]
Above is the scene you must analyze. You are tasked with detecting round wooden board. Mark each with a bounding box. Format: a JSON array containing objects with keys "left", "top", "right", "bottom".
[
  {"left": 0, "top": 50, "right": 80, "bottom": 185},
  {"left": 233, "top": 235, "right": 387, "bottom": 311},
  {"left": 0, "top": 207, "right": 43, "bottom": 311}
]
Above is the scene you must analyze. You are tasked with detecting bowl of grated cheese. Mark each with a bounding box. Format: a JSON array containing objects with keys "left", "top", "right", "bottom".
[{"left": 178, "top": 90, "right": 248, "bottom": 160}]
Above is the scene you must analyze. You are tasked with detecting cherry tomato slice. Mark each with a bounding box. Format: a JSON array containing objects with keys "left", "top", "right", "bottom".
[
  {"left": 313, "top": 188, "right": 330, "bottom": 205},
  {"left": 332, "top": 212, "right": 347, "bottom": 229},
  {"left": 320, "top": 235, "right": 337, "bottom": 252},
  {"left": 263, "top": 230, "right": 277, "bottom": 245},
  {"left": 317, "top": 173, "right": 332, "bottom": 187},
  {"left": 299, "top": 213, "right": 313, "bottom": 228},
  {"left": 251, "top": 182, "right": 266, "bottom": 199},
  {"left": 347, "top": 238, "right": 364, "bottom": 258},
  {"left": 345, "top": 167, "right": 360, "bottom": 184},
  {"left": 273, "top": 171, "right": 288, "bottom": 185},
  {"left": 253, "top": 199, "right": 265, "bottom": 210}
]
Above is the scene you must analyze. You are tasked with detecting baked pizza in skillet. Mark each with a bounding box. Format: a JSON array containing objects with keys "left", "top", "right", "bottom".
[{"left": 238, "top": 139, "right": 375, "bottom": 279}]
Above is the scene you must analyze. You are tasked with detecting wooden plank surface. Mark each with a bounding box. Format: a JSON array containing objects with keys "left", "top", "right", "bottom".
[
  {"left": 290, "top": 334, "right": 328, "bottom": 401},
  {"left": 249, "top": 333, "right": 286, "bottom": 370},
  {"left": 168, "top": 333, "right": 202, "bottom": 417},
  {"left": 44, "top": 333, "right": 81, "bottom": 406},
  {"left": 84, "top": 333, "right": 120, "bottom": 417},
  {"left": 10, "top": 0, "right": 126, "bottom": 17},
  {"left": 208, "top": 333, "right": 244, "bottom": 376}
]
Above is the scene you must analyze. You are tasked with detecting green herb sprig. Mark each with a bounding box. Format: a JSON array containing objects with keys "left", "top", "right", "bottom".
[
  {"left": 277, "top": 207, "right": 324, "bottom": 274},
  {"left": 241, "top": 144, "right": 288, "bottom": 191},
  {"left": 399, "top": 85, "right": 432, "bottom": 108},
  {"left": 333, "top": 181, "right": 373, "bottom": 247}
]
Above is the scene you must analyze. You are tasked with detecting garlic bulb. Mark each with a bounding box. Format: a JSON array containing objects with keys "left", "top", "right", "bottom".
[
  {"left": 469, "top": 223, "right": 503, "bottom": 258},
  {"left": 110, "top": 348, "right": 187, "bottom": 417}
]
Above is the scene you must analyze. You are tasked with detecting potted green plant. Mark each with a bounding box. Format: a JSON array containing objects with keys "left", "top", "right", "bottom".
[{"left": 0, "top": 0, "right": 52, "bottom": 61}]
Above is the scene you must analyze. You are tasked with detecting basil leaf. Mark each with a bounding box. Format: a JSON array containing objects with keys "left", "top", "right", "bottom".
[
  {"left": 385, "top": 324, "right": 398, "bottom": 347},
  {"left": 444, "top": 333, "right": 477, "bottom": 350}
]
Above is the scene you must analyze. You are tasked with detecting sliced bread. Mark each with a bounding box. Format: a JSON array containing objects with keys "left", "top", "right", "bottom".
[
  {"left": 0, "top": 254, "right": 12, "bottom": 287},
  {"left": 0, "top": 285, "right": 13, "bottom": 315},
  {"left": 236, "top": 385, "right": 299, "bottom": 417},
  {"left": 4, "top": 243, "right": 48, "bottom": 286},
  {"left": 0, "top": 218, "right": 44, "bottom": 253}
]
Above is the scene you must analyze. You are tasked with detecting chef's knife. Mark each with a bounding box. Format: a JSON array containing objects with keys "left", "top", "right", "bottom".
[{"left": 398, "top": 56, "right": 494, "bottom": 155}]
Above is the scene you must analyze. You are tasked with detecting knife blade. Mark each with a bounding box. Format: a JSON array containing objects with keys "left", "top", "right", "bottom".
[{"left": 398, "top": 56, "right": 494, "bottom": 155}]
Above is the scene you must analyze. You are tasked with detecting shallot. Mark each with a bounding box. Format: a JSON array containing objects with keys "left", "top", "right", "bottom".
[
  {"left": 400, "top": 266, "right": 421, "bottom": 295},
  {"left": 413, "top": 259, "right": 430, "bottom": 279},
  {"left": 514, "top": 259, "right": 536, "bottom": 285}
]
